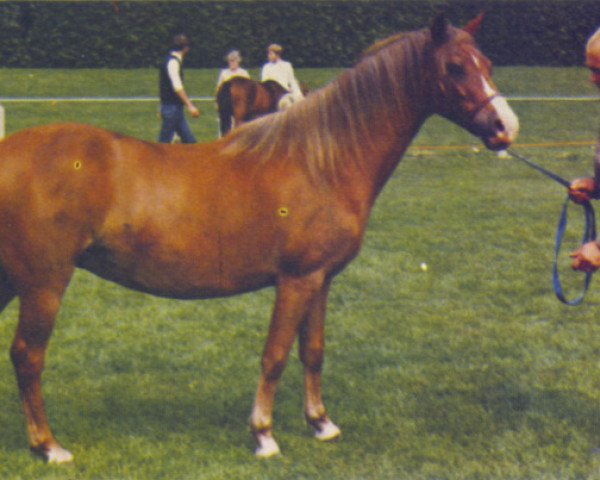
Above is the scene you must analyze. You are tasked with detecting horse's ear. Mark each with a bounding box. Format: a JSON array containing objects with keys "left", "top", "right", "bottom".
[
  {"left": 463, "top": 12, "right": 485, "bottom": 36},
  {"left": 431, "top": 13, "right": 449, "bottom": 45}
]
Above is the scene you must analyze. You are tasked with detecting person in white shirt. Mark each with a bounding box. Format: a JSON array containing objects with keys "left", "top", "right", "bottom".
[
  {"left": 216, "top": 50, "right": 250, "bottom": 91},
  {"left": 260, "top": 44, "right": 304, "bottom": 108}
]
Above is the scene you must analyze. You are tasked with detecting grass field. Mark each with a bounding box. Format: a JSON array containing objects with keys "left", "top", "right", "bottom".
[{"left": 0, "top": 66, "right": 600, "bottom": 479}]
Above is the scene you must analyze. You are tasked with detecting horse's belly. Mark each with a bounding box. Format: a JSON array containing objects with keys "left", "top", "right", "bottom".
[{"left": 76, "top": 244, "right": 277, "bottom": 300}]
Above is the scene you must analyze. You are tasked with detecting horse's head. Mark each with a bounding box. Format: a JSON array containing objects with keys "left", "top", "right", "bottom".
[{"left": 427, "top": 14, "right": 519, "bottom": 150}]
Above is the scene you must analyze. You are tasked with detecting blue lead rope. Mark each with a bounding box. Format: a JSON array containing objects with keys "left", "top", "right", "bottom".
[
  {"left": 552, "top": 196, "right": 596, "bottom": 305},
  {"left": 507, "top": 149, "right": 597, "bottom": 306}
]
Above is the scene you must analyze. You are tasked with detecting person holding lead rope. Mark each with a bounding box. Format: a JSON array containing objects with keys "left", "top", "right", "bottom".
[{"left": 568, "top": 26, "right": 600, "bottom": 272}]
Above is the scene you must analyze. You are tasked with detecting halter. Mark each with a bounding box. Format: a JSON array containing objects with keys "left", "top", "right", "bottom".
[
  {"left": 469, "top": 92, "right": 500, "bottom": 121},
  {"left": 437, "top": 81, "right": 500, "bottom": 124}
]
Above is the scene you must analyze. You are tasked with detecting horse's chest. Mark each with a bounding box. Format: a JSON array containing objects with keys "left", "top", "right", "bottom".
[{"left": 279, "top": 211, "right": 364, "bottom": 276}]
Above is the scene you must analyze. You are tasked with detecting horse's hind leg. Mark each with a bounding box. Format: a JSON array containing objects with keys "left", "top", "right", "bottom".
[
  {"left": 10, "top": 278, "right": 74, "bottom": 464},
  {"left": 298, "top": 279, "right": 341, "bottom": 442}
]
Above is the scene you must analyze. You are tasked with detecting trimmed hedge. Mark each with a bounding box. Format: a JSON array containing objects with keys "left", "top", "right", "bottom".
[{"left": 0, "top": 1, "right": 597, "bottom": 68}]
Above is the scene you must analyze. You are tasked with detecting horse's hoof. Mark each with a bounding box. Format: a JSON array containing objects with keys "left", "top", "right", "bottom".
[
  {"left": 313, "top": 418, "right": 341, "bottom": 442},
  {"left": 255, "top": 433, "right": 281, "bottom": 459},
  {"left": 45, "top": 445, "right": 74, "bottom": 464}
]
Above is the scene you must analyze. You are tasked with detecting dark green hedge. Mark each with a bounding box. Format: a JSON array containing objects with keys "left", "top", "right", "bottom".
[{"left": 0, "top": 1, "right": 597, "bottom": 68}]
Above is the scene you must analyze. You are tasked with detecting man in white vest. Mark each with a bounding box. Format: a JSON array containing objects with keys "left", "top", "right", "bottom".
[{"left": 260, "top": 44, "right": 304, "bottom": 109}]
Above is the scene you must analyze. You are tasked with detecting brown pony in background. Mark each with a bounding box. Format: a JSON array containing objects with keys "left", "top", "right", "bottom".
[
  {"left": 0, "top": 15, "right": 518, "bottom": 463},
  {"left": 217, "top": 76, "right": 310, "bottom": 135},
  {"left": 216, "top": 77, "right": 288, "bottom": 135}
]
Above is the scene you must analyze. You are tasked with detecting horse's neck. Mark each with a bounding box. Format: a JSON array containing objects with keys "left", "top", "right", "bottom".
[
  {"left": 336, "top": 56, "right": 431, "bottom": 204},
  {"left": 368, "top": 110, "right": 428, "bottom": 198},
  {"left": 221, "top": 34, "right": 432, "bottom": 209}
]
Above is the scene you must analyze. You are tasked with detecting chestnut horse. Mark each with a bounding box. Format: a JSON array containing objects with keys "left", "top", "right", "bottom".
[
  {"left": 0, "top": 15, "right": 518, "bottom": 463},
  {"left": 217, "top": 77, "right": 288, "bottom": 135}
]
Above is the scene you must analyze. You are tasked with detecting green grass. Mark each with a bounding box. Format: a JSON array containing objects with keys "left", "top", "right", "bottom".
[{"left": 0, "top": 67, "right": 600, "bottom": 479}]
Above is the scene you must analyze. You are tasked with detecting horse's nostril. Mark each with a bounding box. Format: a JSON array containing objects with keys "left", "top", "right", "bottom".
[{"left": 494, "top": 119, "right": 505, "bottom": 132}]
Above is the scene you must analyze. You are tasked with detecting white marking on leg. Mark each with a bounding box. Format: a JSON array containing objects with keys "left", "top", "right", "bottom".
[
  {"left": 255, "top": 432, "right": 281, "bottom": 459},
  {"left": 314, "top": 418, "right": 342, "bottom": 442},
  {"left": 46, "top": 445, "right": 74, "bottom": 464}
]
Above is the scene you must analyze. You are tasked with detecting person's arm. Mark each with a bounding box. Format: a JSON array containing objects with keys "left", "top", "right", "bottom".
[
  {"left": 287, "top": 63, "right": 303, "bottom": 98},
  {"left": 569, "top": 134, "right": 600, "bottom": 203},
  {"left": 176, "top": 90, "right": 200, "bottom": 117},
  {"left": 570, "top": 134, "right": 600, "bottom": 271},
  {"left": 594, "top": 135, "right": 600, "bottom": 185},
  {"left": 167, "top": 58, "right": 200, "bottom": 117}
]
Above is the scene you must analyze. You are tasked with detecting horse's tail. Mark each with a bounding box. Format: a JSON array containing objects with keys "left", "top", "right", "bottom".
[{"left": 216, "top": 81, "right": 234, "bottom": 136}]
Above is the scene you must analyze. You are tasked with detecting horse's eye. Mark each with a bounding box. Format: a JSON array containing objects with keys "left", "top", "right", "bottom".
[{"left": 446, "top": 63, "right": 465, "bottom": 78}]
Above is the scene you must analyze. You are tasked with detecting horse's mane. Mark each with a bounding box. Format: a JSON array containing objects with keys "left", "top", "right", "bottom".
[
  {"left": 360, "top": 32, "right": 410, "bottom": 59},
  {"left": 222, "top": 28, "right": 432, "bottom": 181}
]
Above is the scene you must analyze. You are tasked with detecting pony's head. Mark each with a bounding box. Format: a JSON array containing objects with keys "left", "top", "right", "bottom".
[{"left": 427, "top": 14, "right": 519, "bottom": 150}]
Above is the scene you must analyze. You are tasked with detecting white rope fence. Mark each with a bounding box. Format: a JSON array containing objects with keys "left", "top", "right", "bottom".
[
  {"left": 0, "top": 96, "right": 215, "bottom": 103},
  {"left": 0, "top": 95, "right": 596, "bottom": 103},
  {"left": 0, "top": 95, "right": 596, "bottom": 141}
]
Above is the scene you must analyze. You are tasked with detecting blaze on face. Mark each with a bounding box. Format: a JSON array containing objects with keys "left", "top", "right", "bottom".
[{"left": 429, "top": 15, "right": 519, "bottom": 150}]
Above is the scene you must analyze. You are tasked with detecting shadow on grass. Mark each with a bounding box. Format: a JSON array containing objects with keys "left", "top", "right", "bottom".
[
  {"left": 76, "top": 380, "right": 254, "bottom": 437},
  {"left": 411, "top": 378, "right": 600, "bottom": 445}
]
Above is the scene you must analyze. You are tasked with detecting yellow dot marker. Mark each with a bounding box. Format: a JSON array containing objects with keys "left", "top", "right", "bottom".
[
  {"left": 74, "top": 161, "right": 82, "bottom": 170},
  {"left": 278, "top": 207, "right": 289, "bottom": 218}
]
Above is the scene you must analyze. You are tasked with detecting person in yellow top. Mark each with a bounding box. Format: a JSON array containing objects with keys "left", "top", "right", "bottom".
[
  {"left": 216, "top": 50, "right": 250, "bottom": 91},
  {"left": 569, "top": 26, "right": 600, "bottom": 270}
]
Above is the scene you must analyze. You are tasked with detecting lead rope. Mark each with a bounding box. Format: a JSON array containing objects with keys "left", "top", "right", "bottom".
[{"left": 507, "top": 149, "right": 596, "bottom": 306}]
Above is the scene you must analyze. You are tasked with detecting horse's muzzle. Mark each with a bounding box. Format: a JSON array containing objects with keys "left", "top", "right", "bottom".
[{"left": 474, "top": 95, "right": 519, "bottom": 151}]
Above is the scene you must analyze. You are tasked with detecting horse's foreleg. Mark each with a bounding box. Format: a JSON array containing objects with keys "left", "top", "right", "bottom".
[
  {"left": 299, "top": 279, "right": 341, "bottom": 442},
  {"left": 234, "top": 110, "right": 248, "bottom": 129},
  {"left": 250, "top": 271, "right": 326, "bottom": 458},
  {"left": 10, "top": 285, "right": 73, "bottom": 464}
]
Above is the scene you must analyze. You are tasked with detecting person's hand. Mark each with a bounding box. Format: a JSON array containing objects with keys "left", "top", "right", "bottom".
[
  {"left": 188, "top": 105, "right": 201, "bottom": 118},
  {"left": 570, "top": 241, "right": 600, "bottom": 272},
  {"left": 569, "top": 177, "right": 597, "bottom": 204}
]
